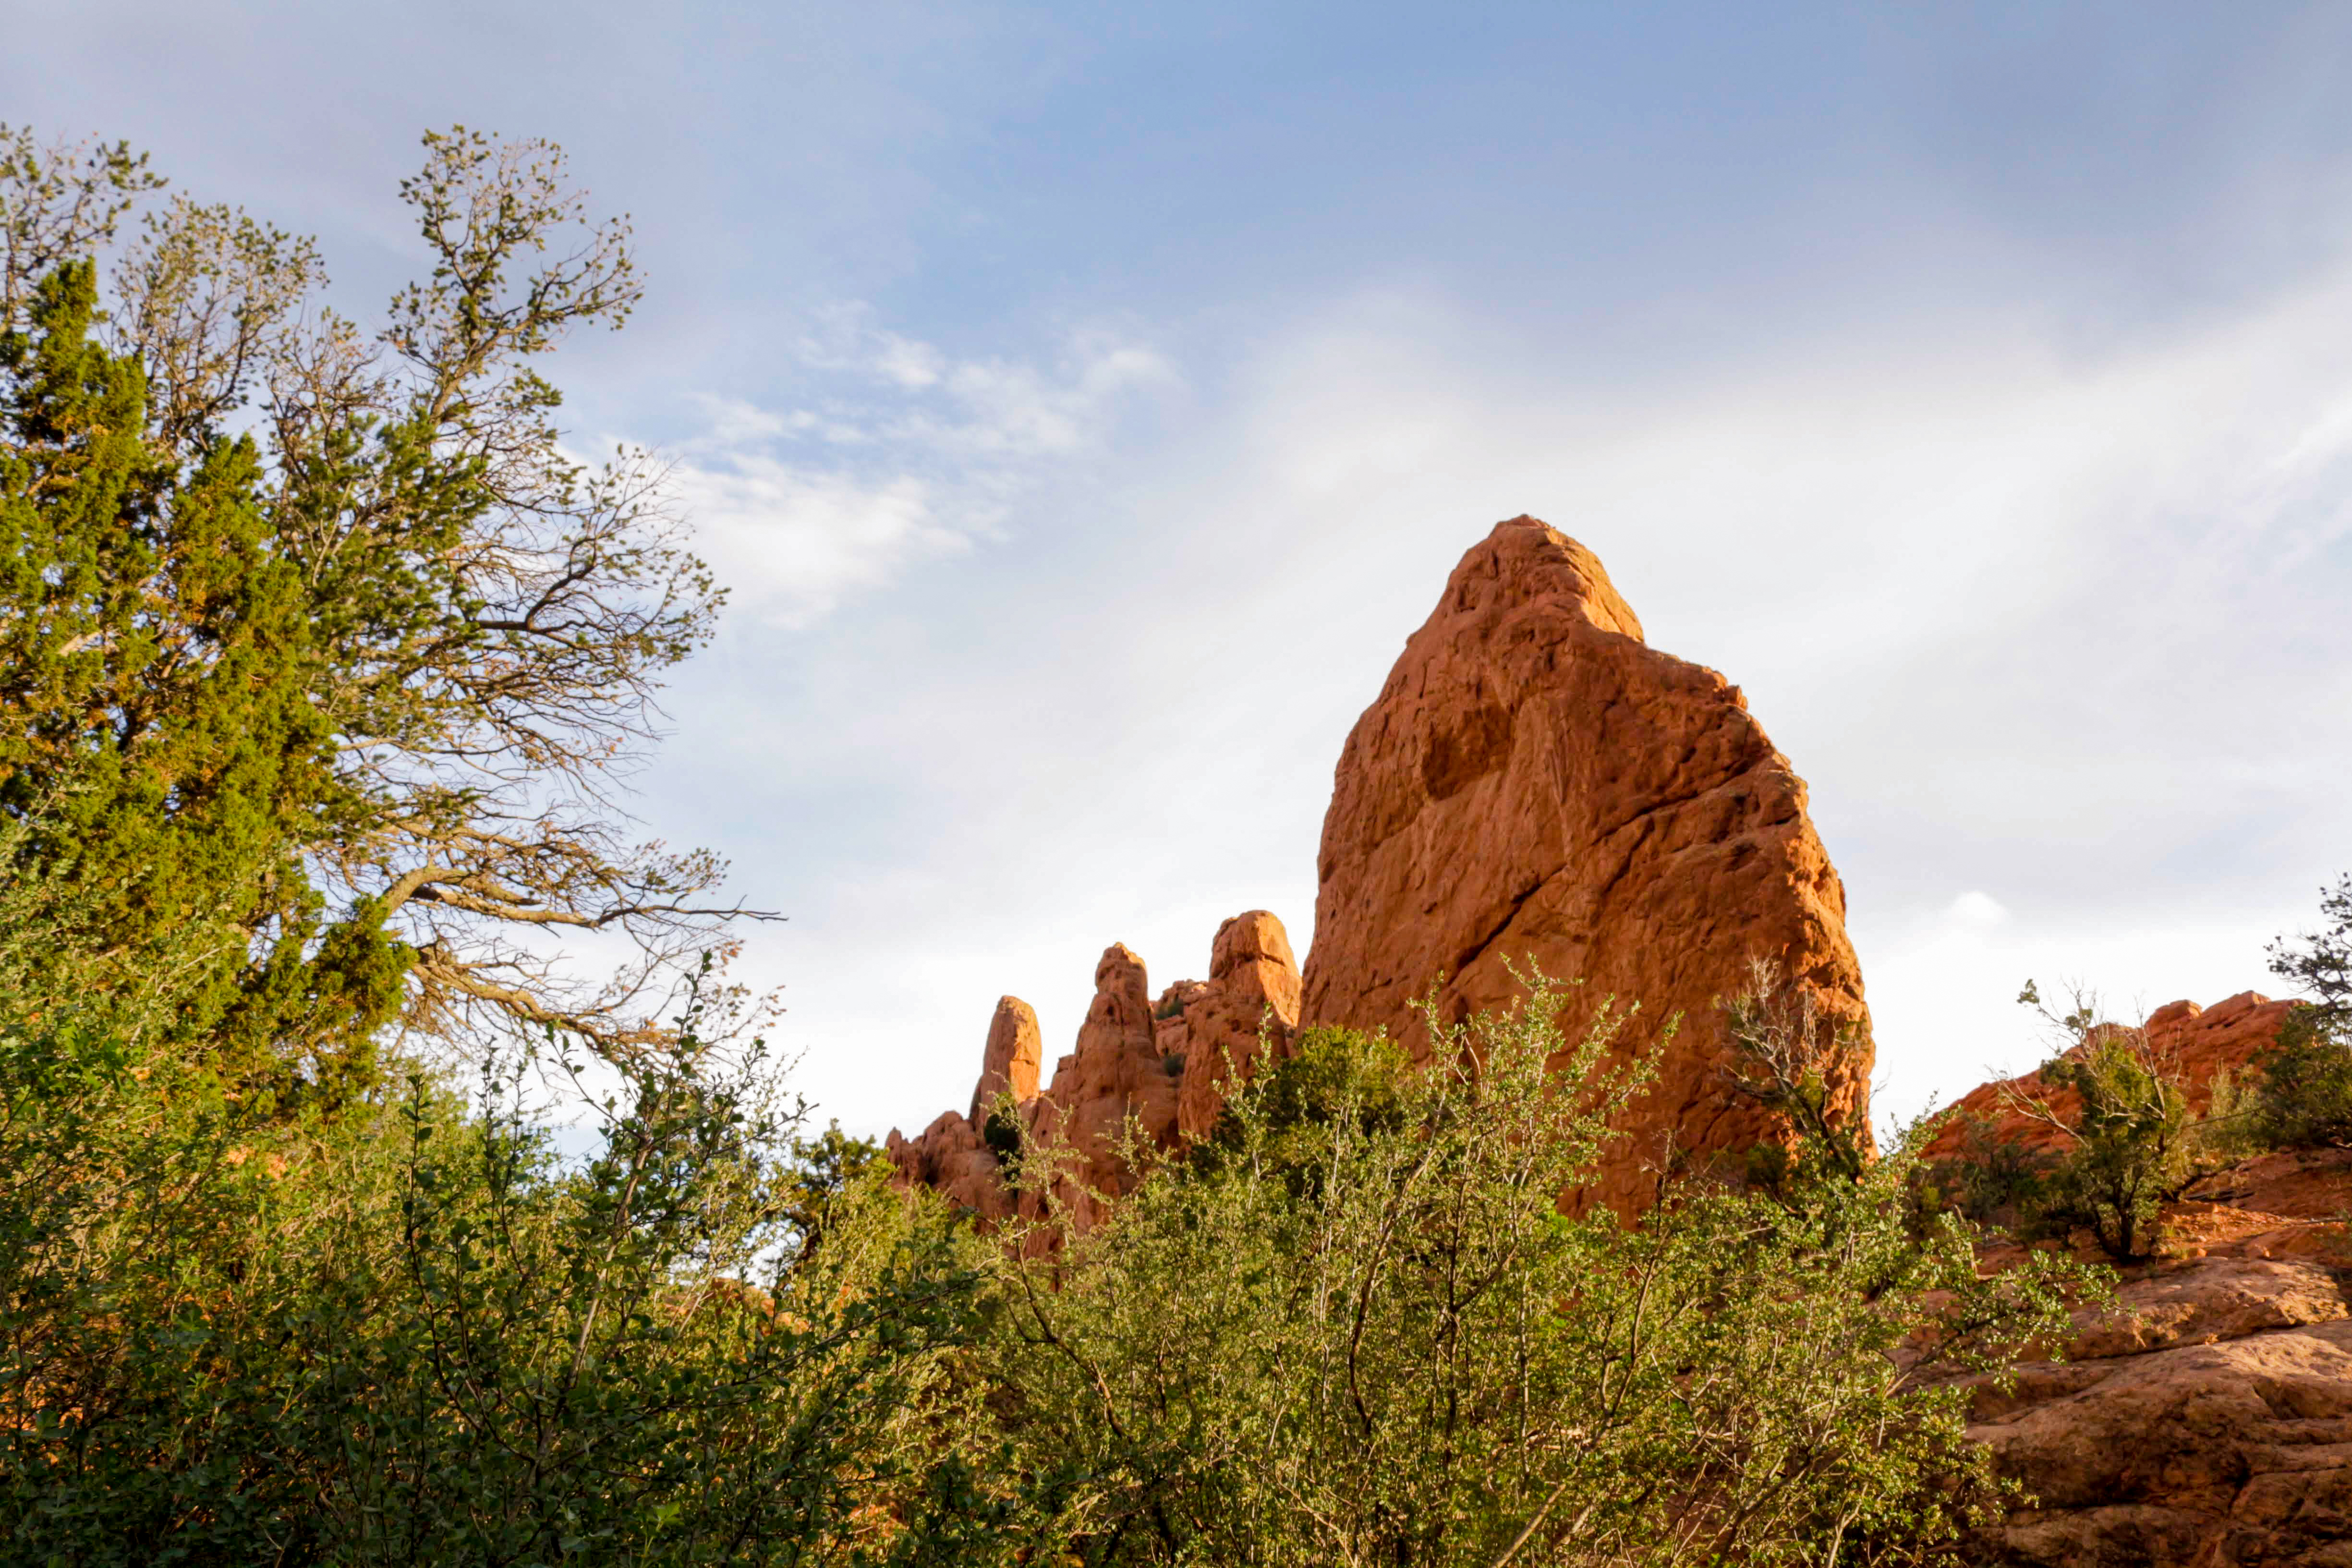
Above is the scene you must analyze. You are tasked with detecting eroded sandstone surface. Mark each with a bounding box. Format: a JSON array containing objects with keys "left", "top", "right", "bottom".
[
  {"left": 890, "top": 516, "right": 1873, "bottom": 1220},
  {"left": 1961, "top": 1147, "right": 2352, "bottom": 1566},
  {"left": 885, "top": 912, "right": 1302, "bottom": 1221},
  {"left": 1301, "top": 515, "right": 1872, "bottom": 1212}
]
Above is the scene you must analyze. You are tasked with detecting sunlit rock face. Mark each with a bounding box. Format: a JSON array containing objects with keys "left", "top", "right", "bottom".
[
  {"left": 1951, "top": 1137, "right": 2352, "bottom": 1568},
  {"left": 886, "top": 915, "right": 1301, "bottom": 1226},
  {"left": 1300, "top": 515, "right": 1873, "bottom": 1213},
  {"left": 891, "top": 514, "right": 1873, "bottom": 1220}
]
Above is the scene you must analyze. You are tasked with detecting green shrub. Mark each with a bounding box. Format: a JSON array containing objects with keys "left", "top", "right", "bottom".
[
  {"left": 982, "top": 972, "right": 2097, "bottom": 1566},
  {"left": 2028, "top": 1037, "right": 2194, "bottom": 1260},
  {"left": 2246, "top": 1007, "right": 2352, "bottom": 1151},
  {"left": 0, "top": 956, "right": 1006, "bottom": 1565},
  {"left": 2002, "top": 982, "right": 2230, "bottom": 1261},
  {"left": 1917, "top": 1113, "right": 2055, "bottom": 1229},
  {"left": 982, "top": 1103, "right": 1024, "bottom": 1164}
]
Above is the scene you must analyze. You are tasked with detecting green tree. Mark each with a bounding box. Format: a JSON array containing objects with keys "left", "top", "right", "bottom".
[
  {"left": 2002, "top": 981, "right": 2224, "bottom": 1261},
  {"left": 0, "top": 122, "right": 754, "bottom": 1085},
  {"left": 0, "top": 126, "right": 1022, "bottom": 1567},
  {"left": 2270, "top": 874, "right": 2352, "bottom": 1025},
  {"left": 0, "top": 255, "right": 400, "bottom": 1099},
  {"left": 2233, "top": 876, "right": 2352, "bottom": 1151}
]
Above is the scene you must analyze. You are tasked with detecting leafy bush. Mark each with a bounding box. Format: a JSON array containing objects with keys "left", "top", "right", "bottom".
[
  {"left": 980, "top": 974, "right": 2095, "bottom": 1566},
  {"left": 2249, "top": 1008, "right": 2352, "bottom": 1151},
  {"left": 982, "top": 1103, "right": 1025, "bottom": 1164},
  {"left": 1916, "top": 1113, "right": 2055, "bottom": 1229},
  {"left": 1999, "top": 982, "right": 2234, "bottom": 1261},
  {"left": 0, "top": 942, "right": 1004, "bottom": 1564}
]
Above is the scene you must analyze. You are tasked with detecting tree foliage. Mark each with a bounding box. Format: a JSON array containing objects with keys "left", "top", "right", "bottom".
[
  {"left": 1996, "top": 981, "right": 2235, "bottom": 1261},
  {"left": 0, "top": 940, "right": 1000, "bottom": 1565},
  {"left": 0, "top": 122, "right": 753, "bottom": 1087},
  {"left": 980, "top": 976, "right": 2092, "bottom": 1566},
  {"left": 2250, "top": 874, "right": 2352, "bottom": 1150}
]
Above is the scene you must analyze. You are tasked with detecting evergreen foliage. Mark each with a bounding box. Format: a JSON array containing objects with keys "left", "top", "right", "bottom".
[
  {"left": 1996, "top": 982, "right": 2237, "bottom": 1261},
  {"left": 2250, "top": 875, "right": 2352, "bottom": 1150},
  {"left": 0, "top": 122, "right": 753, "bottom": 1088}
]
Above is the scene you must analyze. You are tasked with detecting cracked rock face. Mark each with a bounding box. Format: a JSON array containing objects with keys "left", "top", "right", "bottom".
[
  {"left": 1298, "top": 515, "right": 1872, "bottom": 1214},
  {"left": 1956, "top": 1150, "right": 2352, "bottom": 1566}
]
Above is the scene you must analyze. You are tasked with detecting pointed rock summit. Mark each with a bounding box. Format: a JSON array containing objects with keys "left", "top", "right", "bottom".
[
  {"left": 889, "top": 515, "right": 1872, "bottom": 1220},
  {"left": 969, "top": 997, "right": 1042, "bottom": 1126},
  {"left": 1301, "top": 516, "right": 1872, "bottom": 1211}
]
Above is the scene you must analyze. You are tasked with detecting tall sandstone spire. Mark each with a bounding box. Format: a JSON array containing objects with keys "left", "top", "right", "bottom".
[
  {"left": 890, "top": 515, "right": 1872, "bottom": 1223},
  {"left": 1299, "top": 515, "right": 1873, "bottom": 1213}
]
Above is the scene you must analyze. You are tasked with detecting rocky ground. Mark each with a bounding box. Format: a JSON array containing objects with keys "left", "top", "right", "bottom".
[{"left": 1964, "top": 1149, "right": 2352, "bottom": 1565}]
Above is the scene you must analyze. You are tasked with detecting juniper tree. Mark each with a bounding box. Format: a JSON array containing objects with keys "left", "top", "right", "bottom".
[{"left": 0, "top": 124, "right": 760, "bottom": 1086}]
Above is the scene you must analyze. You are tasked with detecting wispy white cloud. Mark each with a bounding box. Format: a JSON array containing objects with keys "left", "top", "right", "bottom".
[
  {"left": 648, "top": 261, "right": 2352, "bottom": 1146},
  {"left": 655, "top": 315, "right": 1177, "bottom": 627},
  {"left": 1947, "top": 891, "right": 2010, "bottom": 933}
]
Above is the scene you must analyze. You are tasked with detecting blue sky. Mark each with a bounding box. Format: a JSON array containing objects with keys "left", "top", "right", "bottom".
[{"left": 12, "top": 2, "right": 2352, "bottom": 1135}]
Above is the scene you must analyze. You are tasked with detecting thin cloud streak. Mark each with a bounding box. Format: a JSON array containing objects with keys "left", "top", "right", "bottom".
[{"left": 657, "top": 315, "right": 1177, "bottom": 627}]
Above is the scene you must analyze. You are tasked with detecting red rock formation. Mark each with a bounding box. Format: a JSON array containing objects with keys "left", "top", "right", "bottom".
[
  {"left": 1300, "top": 515, "right": 1871, "bottom": 1213},
  {"left": 1956, "top": 1147, "right": 2352, "bottom": 1565},
  {"left": 1161, "top": 912, "right": 1302, "bottom": 1140},
  {"left": 1041, "top": 944, "right": 1181, "bottom": 1194},
  {"left": 969, "top": 997, "right": 1043, "bottom": 1126},
  {"left": 886, "top": 913, "right": 1303, "bottom": 1220},
  {"left": 884, "top": 1109, "right": 1012, "bottom": 1222},
  {"left": 1921, "top": 990, "right": 2304, "bottom": 1164}
]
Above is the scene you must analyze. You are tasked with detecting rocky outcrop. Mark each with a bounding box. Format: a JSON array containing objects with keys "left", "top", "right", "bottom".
[
  {"left": 887, "top": 913, "right": 1303, "bottom": 1221},
  {"left": 1038, "top": 944, "right": 1180, "bottom": 1196},
  {"left": 1159, "top": 912, "right": 1302, "bottom": 1140},
  {"left": 1300, "top": 516, "right": 1871, "bottom": 1213},
  {"left": 1960, "top": 1148, "right": 2352, "bottom": 1565},
  {"left": 969, "top": 997, "right": 1043, "bottom": 1126},
  {"left": 892, "top": 518, "right": 1869, "bottom": 1220},
  {"left": 884, "top": 1108, "right": 1013, "bottom": 1223},
  {"left": 1923, "top": 990, "right": 2305, "bottom": 1163},
  {"left": 875, "top": 510, "right": 2352, "bottom": 1556}
]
